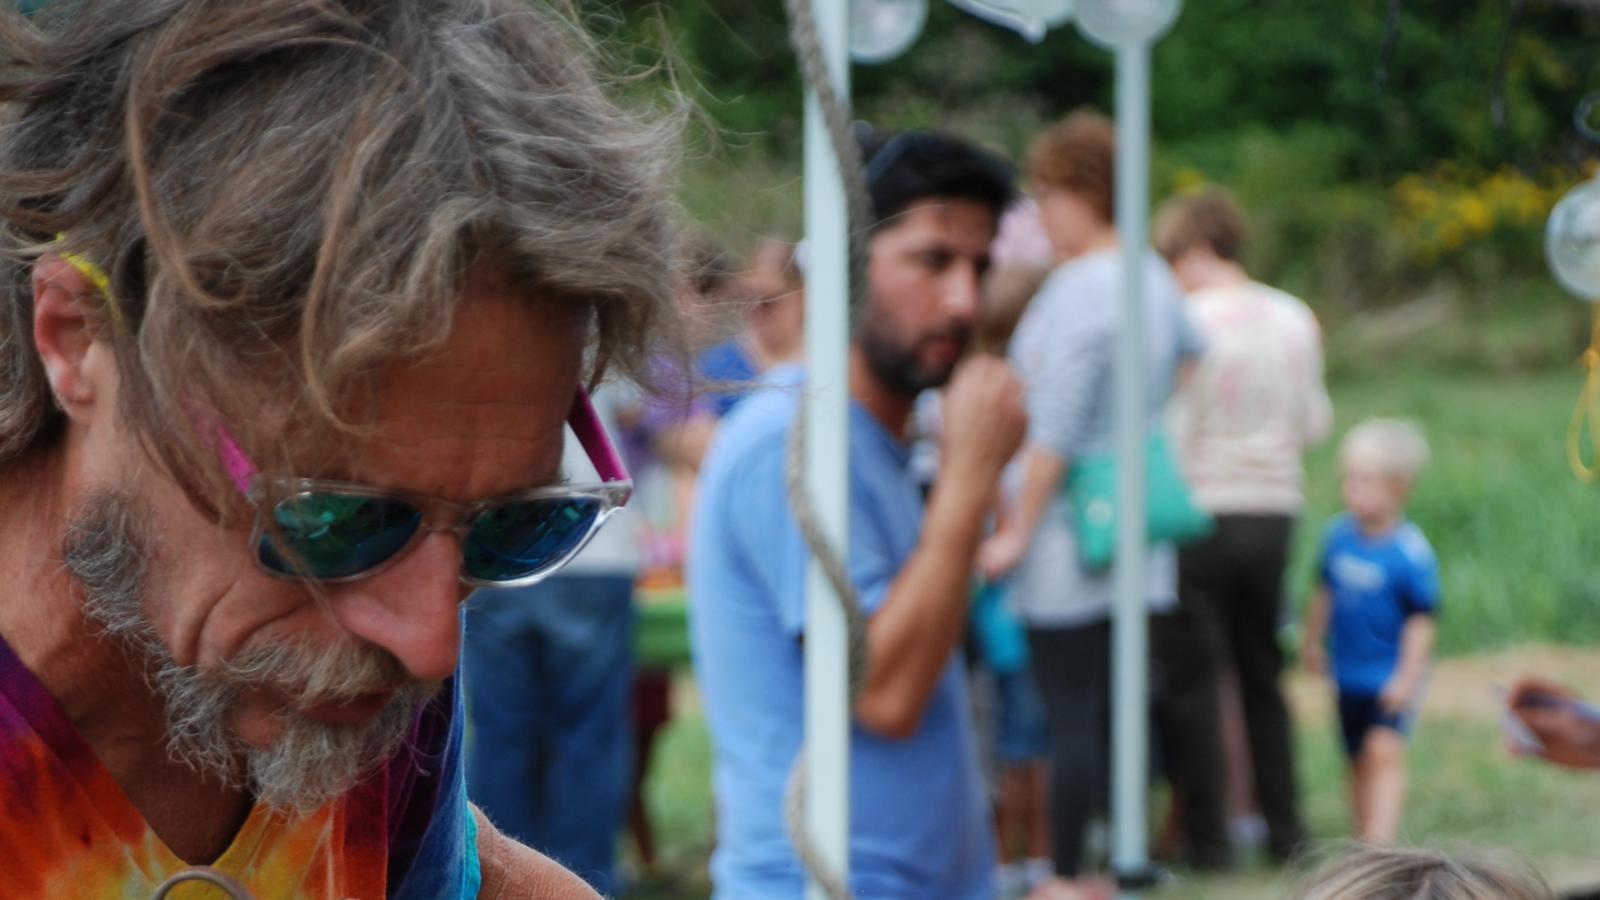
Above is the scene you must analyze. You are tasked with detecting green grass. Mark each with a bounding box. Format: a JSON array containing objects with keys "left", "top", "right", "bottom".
[
  {"left": 1291, "top": 368, "right": 1600, "bottom": 655},
  {"left": 627, "top": 704, "right": 1600, "bottom": 899}
]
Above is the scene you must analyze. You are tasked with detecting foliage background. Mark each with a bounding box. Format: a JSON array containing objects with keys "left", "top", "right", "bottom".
[{"left": 585, "top": 0, "right": 1600, "bottom": 374}]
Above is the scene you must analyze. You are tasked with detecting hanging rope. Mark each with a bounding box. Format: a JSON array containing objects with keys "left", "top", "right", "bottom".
[{"left": 778, "top": 0, "right": 882, "bottom": 897}]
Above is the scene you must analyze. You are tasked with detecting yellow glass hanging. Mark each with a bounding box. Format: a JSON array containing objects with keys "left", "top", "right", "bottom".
[{"left": 1568, "top": 306, "right": 1600, "bottom": 483}]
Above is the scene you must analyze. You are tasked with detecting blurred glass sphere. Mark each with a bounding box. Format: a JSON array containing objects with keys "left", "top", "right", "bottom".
[
  {"left": 1548, "top": 177, "right": 1600, "bottom": 302},
  {"left": 850, "top": 0, "right": 928, "bottom": 64},
  {"left": 1075, "top": 0, "right": 1181, "bottom": 45}
]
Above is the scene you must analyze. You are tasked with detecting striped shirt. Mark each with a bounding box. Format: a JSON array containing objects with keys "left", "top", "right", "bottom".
[{"left": 1005, "top": 248, "right": 1203, "bottom": 626}]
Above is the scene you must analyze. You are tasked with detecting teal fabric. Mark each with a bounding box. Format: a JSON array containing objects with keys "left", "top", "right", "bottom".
[
  {"left": 970, "top": 582, "right": 1029, "bottom": 675},
  {"left": 1065, "top": 433, "right": 1214, "bottom": 572},
  {"left": 461, "top": 799, "right": 482, "bottom": 899}
]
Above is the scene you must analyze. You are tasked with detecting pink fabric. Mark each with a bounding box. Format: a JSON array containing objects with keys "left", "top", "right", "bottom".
[{"left": 991, "top": 199, "right": 1054, "bottom": 271}]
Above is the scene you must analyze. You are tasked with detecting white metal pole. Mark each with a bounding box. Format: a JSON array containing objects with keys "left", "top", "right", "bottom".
[
  {"left": 801, "top": 0, "right": 851, "bottom": 896},
  {"left": 1111, "top": 38, "right": 1152, "bottom": 900}
]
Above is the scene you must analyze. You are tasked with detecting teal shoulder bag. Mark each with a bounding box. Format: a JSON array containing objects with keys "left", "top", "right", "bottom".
[{"left": 1064, "top": 433, "right": 1214, "bottom": 572}]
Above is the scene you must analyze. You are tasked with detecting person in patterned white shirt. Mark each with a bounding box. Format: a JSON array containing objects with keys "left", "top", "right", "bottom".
[{"left": 1151, "top": 187, "right": 1332, "bottom": 867}]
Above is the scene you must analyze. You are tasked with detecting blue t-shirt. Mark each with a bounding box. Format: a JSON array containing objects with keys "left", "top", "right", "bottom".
[
  {"left": 687, "top": 366, "right": 996, "bottom": 900},
  {"left": 695, "top": 338, "right": 762, "bottom": 419},
  {"left": 1318, "top": 514, "right": 1440, "bottom": 695}
]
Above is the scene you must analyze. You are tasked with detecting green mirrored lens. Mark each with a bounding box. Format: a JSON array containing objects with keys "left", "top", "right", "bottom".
[
  {"left": 258, "top": 492, "right": 422, "bottom": 579},
  {"left": 463, "top": 497, "right": 601, "bottom": 583}
]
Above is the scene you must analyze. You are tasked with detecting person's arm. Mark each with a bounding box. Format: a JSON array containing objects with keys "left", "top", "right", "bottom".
[
  {"left": 1379, "top": 613, "right": 1435, "bottom": 714},
  {"left": 1507, "top": 678, "right": 1600, "bottom": 769},
  {"left": 1300, "top": 585, "right": 1330, "bottom": 676},
  {"left": 473, "top": 806, "right": 601, "bottom": 900},
  {"left": 854, "top": 357, "right": 1026, "bottom": 739},
  {"left": 974, "top": 289, "right": 1105, "bottom": 582},
  {"left": 975, "top": 443, "right": 1063, "bottom": 581},
  {"left": 1300, "top": 312, "right": 1333, "bottom": 447}
]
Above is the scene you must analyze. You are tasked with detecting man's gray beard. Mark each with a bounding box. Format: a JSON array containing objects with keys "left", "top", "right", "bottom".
[{"left": 63, "top": 491, "right": 437, "bottom": 815}]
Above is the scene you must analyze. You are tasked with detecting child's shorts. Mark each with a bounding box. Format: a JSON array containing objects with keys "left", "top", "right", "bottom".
[{"left": 1337, "top": 691, "right": 1415, "bottom": 760}]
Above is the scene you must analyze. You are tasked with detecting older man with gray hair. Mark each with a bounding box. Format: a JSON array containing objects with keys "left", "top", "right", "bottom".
[{"left": 0, "top": 1, "right": 677, "bottom": 896}]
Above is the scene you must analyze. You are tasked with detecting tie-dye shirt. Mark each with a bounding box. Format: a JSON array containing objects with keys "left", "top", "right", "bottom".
[{"left": 0, "top": 635, "right": 479, "bottom": 899}]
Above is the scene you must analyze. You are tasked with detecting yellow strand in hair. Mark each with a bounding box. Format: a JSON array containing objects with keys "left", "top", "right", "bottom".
[
  {"left": 54, "top": 234, "right": 125, "bottom": 334},
  {"left": 1567, "top": 305, "right": 1600, "bottom": 483}
]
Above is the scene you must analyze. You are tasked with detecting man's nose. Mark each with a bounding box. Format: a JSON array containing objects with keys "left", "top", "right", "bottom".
[
  {"left": 946, "top": 262, "right": 983, "bottom": 319},
  {"left": 330, "top": 532, "right": 465, "bottom": 682}
]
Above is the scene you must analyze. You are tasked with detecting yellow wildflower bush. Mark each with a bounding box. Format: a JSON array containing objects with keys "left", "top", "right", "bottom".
[{"left": 1394, "top": 161, "right": 1596, "bottom": 263}]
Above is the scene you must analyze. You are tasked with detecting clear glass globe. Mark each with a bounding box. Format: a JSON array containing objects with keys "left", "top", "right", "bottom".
[
  {"left": 850, "top": 0, "right": 928, "bottom": 64},
  {"left": 1074, "top": 0, "right": 1181, "bottom": 46},
  {"left": 1547, "top": 177, "right": 1600, "bottom": 302}
]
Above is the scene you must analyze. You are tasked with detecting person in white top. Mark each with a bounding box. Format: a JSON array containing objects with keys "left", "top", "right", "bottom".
[{"left": 1151, "top": 187, "right": 1332, "bottom": 867}]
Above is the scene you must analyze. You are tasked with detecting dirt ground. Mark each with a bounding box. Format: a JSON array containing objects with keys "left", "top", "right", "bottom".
[{"left": 1286, "top": 643, "right": 1600, "bottom": 725}]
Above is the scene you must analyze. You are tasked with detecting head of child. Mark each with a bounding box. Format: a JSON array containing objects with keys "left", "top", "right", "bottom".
[
  {"left": 1294, "top": 846, "right": 1552, "bottom": 900},
  {"left": 976, "top": 265, "right": 1049, "bottom": 356},
  {"left": 1340, "top": 419, "right": 1430, "bottom": 534}
]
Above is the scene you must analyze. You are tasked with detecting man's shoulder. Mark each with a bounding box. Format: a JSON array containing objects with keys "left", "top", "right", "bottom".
[{"left": 698, "top": 380, "right": 801, "bottom": 489}]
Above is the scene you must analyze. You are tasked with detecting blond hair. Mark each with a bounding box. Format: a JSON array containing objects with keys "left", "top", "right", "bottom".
[
  {"left": 1293, "top": 846, "right": 1553, "bottom": 900},
  {"left": 0, "top": 0, "right": 680, "bottom": 509},
  {"left": 1341, "top": 418, "right": 1431, "bottom": 483}
]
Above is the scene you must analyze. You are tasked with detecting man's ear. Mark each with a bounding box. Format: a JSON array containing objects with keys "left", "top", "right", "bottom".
[{"left": 32, "top": 254, "right": 110, "bottom": 423}]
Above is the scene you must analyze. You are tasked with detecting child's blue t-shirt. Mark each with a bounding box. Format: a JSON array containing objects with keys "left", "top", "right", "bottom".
[{"left": 1318, "top": 513, "right": 1440, "bottom": 695}]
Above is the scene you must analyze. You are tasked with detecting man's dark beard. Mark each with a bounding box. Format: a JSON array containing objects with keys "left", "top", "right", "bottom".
[
  {"left": 63, "top": 491, "right": 433, "bottom": 814},
  {"left": 857, "top": 309, "right": 970, "bottom": 396}
]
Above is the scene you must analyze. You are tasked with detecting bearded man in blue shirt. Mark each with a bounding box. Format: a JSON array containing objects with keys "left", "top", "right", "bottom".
[{"left": 688, "top": 130, "right": 1026, "bottom": 899}]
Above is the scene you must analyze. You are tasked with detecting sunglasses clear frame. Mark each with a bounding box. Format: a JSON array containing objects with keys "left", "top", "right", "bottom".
[
  {"left": 247, "top": 476, "right": 633, "bottom": 588},
  {"left": 227, "top": 388, "right": 633, "bottom": 588},
  {"left": 53, "top": 241, "right": 638, "bottom": 588}
]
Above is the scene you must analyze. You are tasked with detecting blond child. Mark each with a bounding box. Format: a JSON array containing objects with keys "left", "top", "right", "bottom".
[
  {"left": 1301, "top": 420, "right": 1438, "bottom": 843},
  {"left": 1293, "top": 846, "right": 1553, "bottom": 900}
]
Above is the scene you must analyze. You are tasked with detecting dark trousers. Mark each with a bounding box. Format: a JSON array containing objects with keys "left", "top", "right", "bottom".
[
  {"left": 1028, "top": 621, "right": 1112, "bottom": 878},
  {"left": 1154, "top": 514, "right": 1307, "bottom": 863},
  {"left": 463, "top": 575, "right": 636, "bottom": 896}
]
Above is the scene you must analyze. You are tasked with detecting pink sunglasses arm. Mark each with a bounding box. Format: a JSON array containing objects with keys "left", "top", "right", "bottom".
[
  {"left": 217, "top": 425, "right": 258, "bottom": 496},
  {"left": 569, "top": 387, "right": 631, "bottom": 484}
]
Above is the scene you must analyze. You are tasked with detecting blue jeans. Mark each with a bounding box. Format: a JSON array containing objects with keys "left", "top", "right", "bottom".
[{"left": 463, "top": 574, "right": 635, "bottom": 896}]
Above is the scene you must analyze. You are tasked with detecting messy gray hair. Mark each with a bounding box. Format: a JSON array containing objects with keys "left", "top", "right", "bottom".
[{"left": 0, "top": 0, "right": 680, "bottom": 506}]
